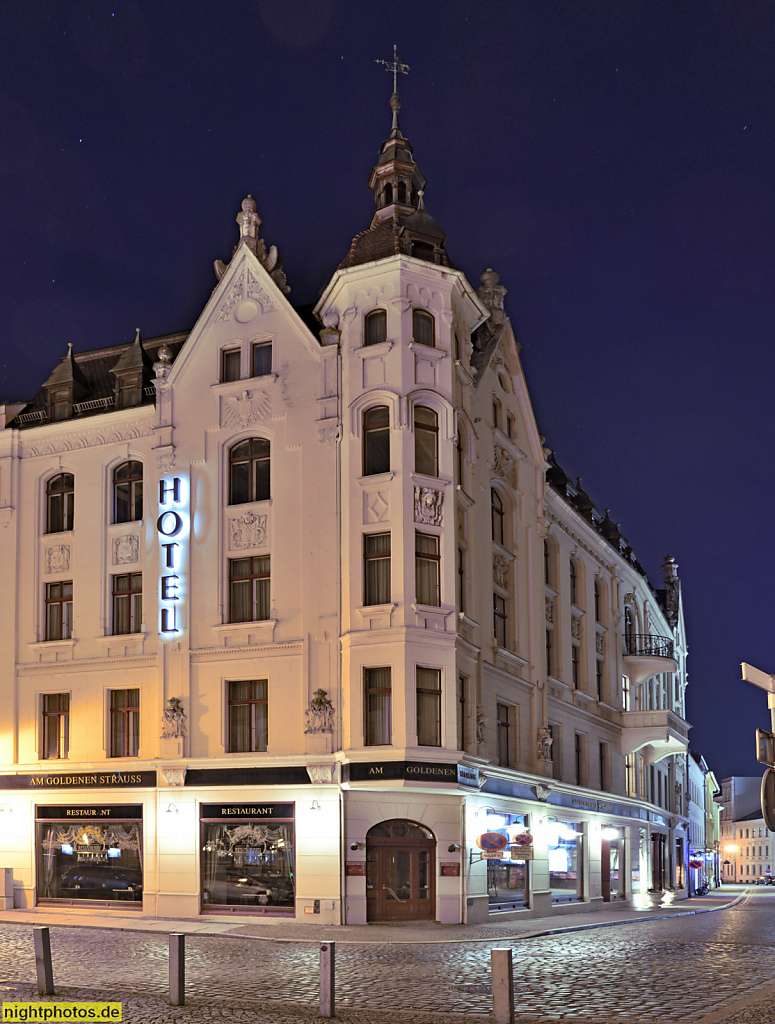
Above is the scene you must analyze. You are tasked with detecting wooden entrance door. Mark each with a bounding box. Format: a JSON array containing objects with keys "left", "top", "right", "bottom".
[{"left": 366, "top": 819, "right": 436, "bottom": 922}]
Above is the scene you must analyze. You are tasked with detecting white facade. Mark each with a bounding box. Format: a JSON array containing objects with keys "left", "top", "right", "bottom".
[{"left": 0, "top": 94, "right": 692, "bottom": 923}]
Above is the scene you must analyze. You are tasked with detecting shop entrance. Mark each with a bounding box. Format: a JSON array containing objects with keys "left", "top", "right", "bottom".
[{"left": 365, "top": 819, "right": 436, "bottom": 922}]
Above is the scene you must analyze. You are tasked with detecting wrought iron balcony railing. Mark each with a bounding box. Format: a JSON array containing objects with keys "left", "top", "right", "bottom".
[{"left": 624, "top": 633, "right": 674, "bottom": 659}]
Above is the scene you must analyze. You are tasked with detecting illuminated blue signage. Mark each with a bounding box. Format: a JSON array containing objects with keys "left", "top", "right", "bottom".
[{"left": 157, "top": 476, "right": 189, "bottom": 639}]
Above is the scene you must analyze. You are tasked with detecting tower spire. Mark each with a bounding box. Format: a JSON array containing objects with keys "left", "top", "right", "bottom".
[{"left": 375, "top": 44, "right": 410, "bottom": 135}]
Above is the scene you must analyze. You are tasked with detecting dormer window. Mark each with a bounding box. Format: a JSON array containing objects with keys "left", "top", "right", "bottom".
[
  {"left": 364, "top": 310, "right": 387, "bottom": 347},
  {"left": 49, "top": 389, "right": 71, "bottom": 422},
  {"left": 412, "top": 309, "right": 435, "bottom": 347},
  {"left": 115, "top": 374, "right": 142, "bottom": 409}
]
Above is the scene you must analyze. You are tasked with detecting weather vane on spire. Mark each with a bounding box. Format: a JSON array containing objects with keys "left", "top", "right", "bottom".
[{"left": 375, "top": 44, "right": 410, "bottom": 95}]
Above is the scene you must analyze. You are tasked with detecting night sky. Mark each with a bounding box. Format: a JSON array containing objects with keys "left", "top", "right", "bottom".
[{"left": 1, "top": 1, "right": 773, "bottom": 782}]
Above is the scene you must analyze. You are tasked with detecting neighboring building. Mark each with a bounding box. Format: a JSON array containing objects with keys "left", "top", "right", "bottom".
[
  {"left": 718, "top": 776, "right": 765, "bottom": 883},
  {"left": 687, "top": 752, "right": 721, "bottom": 890},
  {"left": 0, "top": 87, "right": 692, "bottom": 923},
  {"left": 728, "top": 810, "right": 773, "bottom": 883}
]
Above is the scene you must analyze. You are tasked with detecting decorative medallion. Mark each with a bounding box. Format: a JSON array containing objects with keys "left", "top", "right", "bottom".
[
  {"left": 364, "top": 490, "right": 389, "bottom": 524},
  {"left": 304, "top": 689, "right": 335, "bottom": 734},
  {"left": 228, "top": 511, "right": 268, "bottom": 550},
  {"left": 414, "top": 486, "right": 443, "bottom": 526},
  {"left": 217, "top": 265, "right": 275, "bottom": 322},
  {"left": 113, "top": 535, "right": 139, "bottom": 565},
  {"left": 45, "top": 545, "right": 71, "bottom": 574},
  {"left": 160, "top": 697, "right": 187, "bottom": 739}
]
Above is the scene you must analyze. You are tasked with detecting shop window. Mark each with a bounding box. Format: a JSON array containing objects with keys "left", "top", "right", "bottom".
[
  {"left": 110, "top": 689, "right": 139, "bottom": 757},
  {"left": 414, "top": 405, "right": 438, "bottom": 476},
  {"left": 548, "top": 820, "right": 582, "bottom": 903},
  {"left": 364, "top": 533, "right": 391, "bottom": 605},
  {"left": 42, "top": 694, "right": 70, "bottom": 759},
  {"left": 229, "top": 556, "right": 270, "bottom": 622},
  {"left": 227, "top": 680, "right": 268, "bottom": 753},
  {"left": 412, "top": 309, "right": 435, "bottom": 347},
  {"left": 229, "top": 438, "right": 270, "bottom": 504},
  {"left": 487, "top": 812, "right": 529, "bottom": 912},
  {"left": 36, "top": 806, "right": 142, "bottom": 904},
  {"left": 365, "top": 667, "right": 391, "bottom": 746},
  {"left": 364, "top": 309, "right": 387, "bottom": 347},
  {"left": 416, "top": 667, "right": 441, "bottom": 747},
  {"left": 251, "top": 342, "right": 272, "bottom": 377},
  {"left": 201, "top": 804, "right": 294, "bottom": 914},
  {"left": 45, "top": 581, "right": 73, "bottom": 641},
  {"left": 363, "top": 406, "right": 390, "bottom": 476},
  {"left": 497, "top": 703, "right": 511, "bottom": 767},
  {"left": 415, "top": 532, "right": 440, "bottom": 606},
  {"left": 221, "top": 348, "right": 241, "bottom": 382},
  {"left": 46, "top": 474, "right": 74, "bottom": 534},
  {"left": 112, "top": 573, "right": 142, "bottom": 635},
  {"left": 113, "top": 461, "right": 143, "bottom": 523}
]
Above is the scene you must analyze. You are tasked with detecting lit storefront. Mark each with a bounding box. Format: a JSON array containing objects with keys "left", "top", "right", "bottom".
[{"left": 547, "top": 819, "right": 583, "bottom": 903}]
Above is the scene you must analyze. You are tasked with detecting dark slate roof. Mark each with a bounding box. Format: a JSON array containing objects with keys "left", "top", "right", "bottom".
[{"left": 737, "top": 807, "right": 765, "bottom": 822}]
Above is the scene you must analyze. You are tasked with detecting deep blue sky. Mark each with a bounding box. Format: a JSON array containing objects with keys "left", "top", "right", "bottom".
[{"left": 1, "top": 1, "right": 773, "bottom": 781}]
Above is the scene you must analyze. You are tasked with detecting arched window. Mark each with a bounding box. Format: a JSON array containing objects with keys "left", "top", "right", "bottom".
[
  {"left": 363, "top": 406, "right": 390, "bottom": 476},
  {"left": 383, "top": 183, "right": 393, "bottom": 206},
  {"left": 397, "top": 182, "right": 407, "bottom": 204},
  {"left": 229, "top": 438, "right": 270, "bottom": 505},
  {"left": 364, "top": 309, "right": 387, "bottom": 347},
  {"left": 414, "top": 405, "right": 438, "bottom": 477},
  {"left": 46, "top": 474, "right": 74, "bottom": 533},
  {"left": 491, "top": 489, "right": 504, "bottom": 546},
  {"left": 113, "top": 461, "right": 143, "bottom": 523},
  {"left": 412, "top": 309, "right": 435, "bottom": 347}
]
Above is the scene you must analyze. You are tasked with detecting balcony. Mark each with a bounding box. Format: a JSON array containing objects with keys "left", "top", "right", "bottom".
[
  {"left": 623, "top": 633, "right": 677, "bottom": 686},
  {"left": 620, "top": 708, "right": 689, "bottom": 763}
]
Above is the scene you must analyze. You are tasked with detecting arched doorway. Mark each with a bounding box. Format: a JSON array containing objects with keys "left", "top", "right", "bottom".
[{"left": 366, "top": 819, "right": 436, "bottom": 922}]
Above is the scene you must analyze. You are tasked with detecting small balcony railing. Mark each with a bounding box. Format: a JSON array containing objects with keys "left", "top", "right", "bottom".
[{"left": 624, "top": 634, "right": 674, "bottom": 659}]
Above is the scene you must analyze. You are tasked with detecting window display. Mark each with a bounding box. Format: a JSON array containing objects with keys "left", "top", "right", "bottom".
[
  {"left": 484, "top": 811, "right": 529, "bottom": 912},
  {"left": 547, "top": 819, "right": 582, "bottom": 903}
]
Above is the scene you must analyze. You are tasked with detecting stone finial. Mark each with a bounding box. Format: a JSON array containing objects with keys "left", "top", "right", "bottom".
[
  {"left": 236, "top": 194, "right": 262, "bottom": 241},
  {"left": 662, "top": 554, "right": 680, "bottom": 629},
  {"left": 477, "top": 268, "right": 507, "bottom": 325},
  {"left": 153, "top": 343, "right": 173, "bottom": 380}
]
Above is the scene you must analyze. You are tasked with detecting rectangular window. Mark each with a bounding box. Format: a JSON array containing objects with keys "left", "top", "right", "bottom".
[
  {"left": 116, "top": 374, "right": 142, "bottom": 409},
  {"left": 494, "top": 594, "right": 507, "bottom": 648},
  {"left": 45, "top": 581, "right": 73, "bottom": 641},
  {"left": 227, "top": 679, "right": 268, "bottom": 752},
  {"left": 571, "top": 644, "right": 580, "bottom": 689},
  {"left": 415, "top": 532, "right": 440, "bottom": 606},
  {"left": 251, "top": 342, "right": 272, "bottom": 377},
  {"left": 110, "top": 689, "right": 139, "bottom": 757},
  {"left": 229, "top": 556, "right": 270, "bottom": 622},
  {"left": 625, "top": 754, "right": 636, "bottom": 797},
  {"left": 548, "top": 723, "right": 562, "bottom": 781},
  {"left": 574, "top": 733, "right": 585, "bottom": 786},
  {"left": 596, "top": 659, "right": 604, "bottom": 701},
  {"left": 546, "top": 629, "right": 553, "bottom": 675},
  {"left": 42, "top": 694, "right": 69, "bottom": 759},
  {"left": 416, "top": 667, "right": 441, "bottom": 747},
  {"left": 599, "top": 742, "right": 609, "bottom": 791},
  {"left": 457, "top": 675, "right": 467, "bottom": 751},
  {"left": 457, "top": 546, "right": 466, "bottom": 613},
  {"left": 50, "top": 389, "right": 70, "bottom": 422},
  {"left": 112, "top": 573, "right": 142, "bottom": 635},
  {"left": 364, "top": 667, "right": 391, "bottom": 746},
  {"left": 364, "top": 533, "right": 391, "bottom": 605},
  {"left": 497, "top": 703, "right": 511, "bottom": 767},
  {"left": 221, "top": 348, "right": 241, "bottom": 382}
]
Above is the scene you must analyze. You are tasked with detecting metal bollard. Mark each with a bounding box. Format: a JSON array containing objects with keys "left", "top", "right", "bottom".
[
  {"left": 319, "top": 941, "right": 335, "bottom": 1018},
  {"left": 169, "top": 932, "right": 185, "bottom": 1006},
  {"left": 34, "top": 926, "right": 54, "bottom": 996},
  {"left": 491, "top": 947, "right": 515, "bottom": 1024}
]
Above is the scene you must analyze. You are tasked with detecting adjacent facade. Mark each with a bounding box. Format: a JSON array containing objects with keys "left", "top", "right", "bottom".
[
  {"left": 718, "top": 776, "right": 767, "bottom": 884},
  {"left": 0, "top": 92, "right": 693, "bottom": 923}
]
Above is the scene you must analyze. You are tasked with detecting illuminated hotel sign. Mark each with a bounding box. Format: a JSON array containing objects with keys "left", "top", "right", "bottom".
[{"left": 157, "top": 476, "right": 189, "bottom": 639}]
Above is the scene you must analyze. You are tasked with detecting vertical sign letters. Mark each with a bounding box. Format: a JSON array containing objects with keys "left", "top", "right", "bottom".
[{"left": 157, "top": 476, "right": 189, "bottom": 639}]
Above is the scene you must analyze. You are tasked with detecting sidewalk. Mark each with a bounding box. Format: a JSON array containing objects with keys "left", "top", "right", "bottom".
[{"left": 0, "top": 886, "right": 745, "bottom": 944}]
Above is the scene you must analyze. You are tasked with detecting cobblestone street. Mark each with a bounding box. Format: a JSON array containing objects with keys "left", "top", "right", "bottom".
[{"left": 3, "top": 890, "right": 775, "bottom": 1022}]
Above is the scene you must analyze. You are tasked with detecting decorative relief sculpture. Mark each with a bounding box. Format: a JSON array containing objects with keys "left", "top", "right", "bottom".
[
  {"left": 229, "top": 511, "right": 268, "bottom": 550},
  {"left": 414, "top": 486, "right": 443, "bottom": 526},
  {"left": 674, "top": 782, "right": 683, "bottom": 815},
  {"left": 317, "top": 423, "right": 338, "bottom": 446},
  {"left": 155, "top": 448, "right": 175, "bottom": 473},
  {"left": 46, "top": 545, "right": 71, "bottom": 574},
  {"left": 492, "top": 446, "right": 516, "bottom": 487},
  {"left": 537, "top": 727, "right": 553, "bottom": 762},
  {"left": 160, "top": 697, "right": 187, "bottom": 739},
  {"left": 545, "top": 596, "right": 554, "bottom": 623},
  {"left": 307, "top": 763, "right": 336, "bottom": 784},
  {"left": 162, "top": 767, "right": 187, "bottom": 787},
  {"left": 571, "top": 615, "right": 581, "bottom": 640},
  {"left": 217, "top": 266, "right": 275, "bottom": 322},
  {"left": 493, "top": 555, "right": 509, "bottom": 589},
  {"left": 113, "top": 535, "right": 139, "bottom": 565},
  {"left": 0, "top": 507, "right": 13, "bottom": 529},
  {"left": 25, "top": 424, "right": 156, "bottom": 459},
  {"left": 304, "top": 689, "right": 335, "bottom": 734},
  {"left": 222, "top": 389, "right": 272, "bottom": 429},
  {"left": 476, "top": 707, "right": 487, "bottom": 746},
  {"left": 365, "top": 490, "right": 389, "bottom": 523},
  {"left": 595, "top": 633, "right": 605, "bottom": 656}
]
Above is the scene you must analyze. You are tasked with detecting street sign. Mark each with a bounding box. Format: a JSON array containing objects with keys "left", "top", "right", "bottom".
[
  {"left": 762, "top": 767, "right": 775, "bottom": 831},
  {"left": 476, "top": 832, "right": 509, "bottom": 852},
  {"left": 742, "top": 663, "right": 775, "bottom": 693},
  {"left": 757, "top": 728, "right": 775, "bottom": 766}
]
